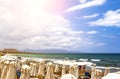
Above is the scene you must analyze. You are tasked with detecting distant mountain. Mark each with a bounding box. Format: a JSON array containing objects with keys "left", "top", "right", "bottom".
[{"left": 22, "top": 48, "right": 77, "bottom": 53}]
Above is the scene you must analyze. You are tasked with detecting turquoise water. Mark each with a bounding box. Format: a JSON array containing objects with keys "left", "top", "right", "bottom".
[{"left": 14, "top": 53, "right": 120, "bottom": 67}]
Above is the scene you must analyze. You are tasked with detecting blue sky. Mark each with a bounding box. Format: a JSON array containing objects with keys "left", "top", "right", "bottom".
[
  {"left": 0, "top": 0, "right": 120, "bottom": 53},
  {"left": 62, "top": 0, "right": 120, "bottom": 53}
]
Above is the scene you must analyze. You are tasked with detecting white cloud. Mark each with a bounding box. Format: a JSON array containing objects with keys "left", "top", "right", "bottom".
[
  {"left": 66, "top": 0, "right": 106, "bottom": 12},
  {"left": 79, "top": 0, "right": 87, "bottom": 3},
  {"left": 87, "top": 31, "right": 98, "bottom": 34},
  {"left": 0, "top": 0, "right": 104, "bottom": 50},
  {"left": 0, "top": 0, "right": 92, "bottom": 50},
  {"left": 96, "top": 43, "right": 105, "bottom": 46},
  {"left": 83, "top": 13, "right": 99, "bottom": 19},
  {"left": 88, "top": 9, "right": 120, "bottom": 27},
  {"left": 87, "top": 42, "right": 105, "bottom": 46},
  {"left": 102, "top": 34, "right": 118, "bottom": 38}
]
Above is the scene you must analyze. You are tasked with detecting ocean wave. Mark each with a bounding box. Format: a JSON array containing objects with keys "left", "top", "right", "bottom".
[
  {"left": 91, "top": 59, "right": 101, "bottom": 62},
  {"left": 88, "top": 65, "right": 120, "bottom": 70},
  {"left": 78, "top": 59, "right": 88, "bottom": 62}
]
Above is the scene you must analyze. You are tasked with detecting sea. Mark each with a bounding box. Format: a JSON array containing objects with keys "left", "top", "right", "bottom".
[{"left": 14, "top": 53, "right": 120, "bottom": 72}]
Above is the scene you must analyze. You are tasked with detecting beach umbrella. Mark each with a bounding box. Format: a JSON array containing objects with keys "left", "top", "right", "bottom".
[
  {"left": 1, "top": 54, "right": 15, "bottom": 61},
  {"left": 74, "top": 64, "right": 79, "bottom": 79},
  {"left": 96, "top": 69, "right": 102, "bottom": 79},
  {"left": 0, "top": 60, "right": 5, "bottom": 76},
  {"left": 61, "top": 64, "right": 66, "bottom": 76},
  {"left": 16, "top": 58, "right": 21, "bottom": 69},
  {"left": 6, "top": 61, "right": 17, "bottom": 79},
  {"left": 20, "top": 65, "right": 30, "bottom": 79},
  {"left": 20, "top": 60, "right": 27, "bottom": 66},
  {"left": 45, "top": 62, "right": 54, "bottom": 79},
  {"left": 30, "top": 63, "right": 37, "bottom": 77},
  {"left": 61, "top": 74, "right": 77, "bottom": 79},
  {"left": 54, "top": 64, "right": 59, "bottom": 73},
  {"left": 37, "top": 61, "right": 45, "bottom": 78},
  {"left": 91, "top": 64, "right": 97, "bottom": 79},
  {"left": 103, "top": 66, "right": 110, "bottom": 76},
  {"left": 1, "top": 61, "right": 10, "bottom": 79},
  {"left": 69, "top": 65, "right": 75, "bottom": 75}
]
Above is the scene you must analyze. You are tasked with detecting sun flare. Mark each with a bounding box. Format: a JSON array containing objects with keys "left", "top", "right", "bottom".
[{"left": 24, "top": 0, "right": 50, "bottom": 9}]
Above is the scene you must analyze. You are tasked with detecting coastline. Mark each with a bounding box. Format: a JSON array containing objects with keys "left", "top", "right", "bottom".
[
  {"left": 12, "top": 53, "right": 120, "bottom": 72},
  {"left": 0, "top": 54, "right": 120, "bottom": 79}
]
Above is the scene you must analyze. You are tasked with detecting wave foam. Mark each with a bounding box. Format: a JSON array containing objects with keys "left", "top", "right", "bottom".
[
  {"left": 91, "top": 59, "right": 101, "bottom": 61},
  {"left": 78, "top": 59, "right": 88, "bottom": 62}
]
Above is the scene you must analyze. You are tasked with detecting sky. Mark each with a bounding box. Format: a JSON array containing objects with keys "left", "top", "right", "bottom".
[{"left": 0, "top": 0, "right": 120, "bottom": 53}]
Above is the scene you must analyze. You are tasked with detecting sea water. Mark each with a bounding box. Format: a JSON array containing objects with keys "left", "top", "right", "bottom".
[
  {"left": 14, "top": 53, "right": 120, "bottom": 72},
  {"left": 15, "top": 53, "right": 120, "bottom": 67}
]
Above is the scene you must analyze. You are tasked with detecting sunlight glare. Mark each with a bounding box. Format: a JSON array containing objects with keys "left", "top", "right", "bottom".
[{"left": 23, "top": 0, "right": 51, "bottom": 10}]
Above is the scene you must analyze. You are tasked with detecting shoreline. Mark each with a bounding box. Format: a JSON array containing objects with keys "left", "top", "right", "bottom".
[
  {"left": 0, "top": 54, "right": 120, "bottom": 79},
  {"left": 11, "top": 53, "right": 120, "bottom": 73},
  {"left": 2, "top": 53, "right": 120, "bottom": 72}
]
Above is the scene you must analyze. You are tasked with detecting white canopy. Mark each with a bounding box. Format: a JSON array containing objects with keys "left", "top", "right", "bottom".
[
  {"left": 102, "top": 73, "right": 120, "bottom": 79},
  {"left": 1, "top": 54, "right": 16, "bottom": 60},
  {"left": 61, "top": 74, "right": 77, "bottom": 79},
  {"left": 22, "top": 65, "right": 30, "bottom": 69}
]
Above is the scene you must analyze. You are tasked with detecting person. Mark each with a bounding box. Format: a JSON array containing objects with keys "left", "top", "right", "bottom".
[
  {"left": 16, "top": 68, "right": 21, "bottom": 78},
  {"left": 17, "top": 56, "right": 21, "bottom": 60},
  {"left": 85, "top": 72, "right": 91, "bottom": 78}
]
